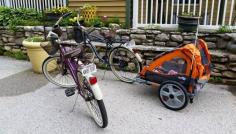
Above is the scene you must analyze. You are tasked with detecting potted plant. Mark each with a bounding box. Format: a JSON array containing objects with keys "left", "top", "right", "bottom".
[
  {"left": 80, "top": 4, "right": 97, "bottom": 22},
  {"left": 23, "top": 36, "right": 50, "bottom": 73},
  {"left": 45, "top": 7, "right": 71, "bottom": 20},
  {"left": 178, "top": 12, "right": 200, "bottom": 32}
]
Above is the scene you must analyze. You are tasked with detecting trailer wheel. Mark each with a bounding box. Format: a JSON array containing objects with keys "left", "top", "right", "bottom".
[{"left": 158, "top": 81, "right": 189, "bottom": 111}]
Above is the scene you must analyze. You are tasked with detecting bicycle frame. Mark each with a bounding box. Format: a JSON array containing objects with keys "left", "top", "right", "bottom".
[
  {"left": 58, "top": 45, "right": 82, "bottom": 90},
  {"left": 83, "top": 31, "right": 125, "bottom": 64}
]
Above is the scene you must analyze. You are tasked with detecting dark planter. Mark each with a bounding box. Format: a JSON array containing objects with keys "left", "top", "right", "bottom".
[
  {"left": 44, "top": 12, "right": 62, "bottom": 21},
  {"left": 178, "top": 16, "right": 199, "bottom": 32}
]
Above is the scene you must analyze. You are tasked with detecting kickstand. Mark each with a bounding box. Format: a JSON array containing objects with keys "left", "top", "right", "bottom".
[
  {"left": 101, "top": 69, "right": 107, "bottom": 80},
  {"left": 71, "top": 93, "right": 79, "bottom": 113}
]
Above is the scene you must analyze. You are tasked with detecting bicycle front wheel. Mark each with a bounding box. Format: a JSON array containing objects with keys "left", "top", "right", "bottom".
[
  {"left": 78, "top": 73, "right": 108, "bottom": 128},
  {"left": 109, "top": 47, "right": 141, "bottom": 83},
  {"left": 86, "top": 99, "right": 108, "bottom": 128},
  {"left": 42, "top": 56, "right": 76, "bottom": 88}
]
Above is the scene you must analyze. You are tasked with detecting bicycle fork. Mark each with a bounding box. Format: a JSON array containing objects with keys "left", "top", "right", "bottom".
[
  {"left": 126, "top": 47, "right": 143, "bottom": 63},
  {"left": 85, "top": 74, "right": 103, "bottom": 100}
]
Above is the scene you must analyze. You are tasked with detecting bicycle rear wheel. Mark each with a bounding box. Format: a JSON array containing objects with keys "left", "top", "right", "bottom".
[
  {"left": 78, "top": 72, "right": 108, "bottom": 128},
  {"left": 42, "top": 56, "right": 76, "bottom": 88},
  {"left": 109, "top": 47, "right": 141, "bottom": 83}
]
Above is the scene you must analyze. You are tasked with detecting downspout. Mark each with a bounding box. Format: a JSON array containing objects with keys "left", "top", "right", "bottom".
[{"left": 126, "top": 0, "right": 131, "bottom": 28}]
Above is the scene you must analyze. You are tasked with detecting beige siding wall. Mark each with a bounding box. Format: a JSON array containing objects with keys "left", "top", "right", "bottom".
[{"left": 68, "top": 0, "right": 126, "bottom": 22}]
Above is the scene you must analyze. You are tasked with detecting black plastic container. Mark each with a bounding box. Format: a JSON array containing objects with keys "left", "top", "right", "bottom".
[
  {"left": 45, "top": 12, "right": 62, "bottom": 21},
  {"left": 178, "top": 16, "right": 199, "bottom": 32}
]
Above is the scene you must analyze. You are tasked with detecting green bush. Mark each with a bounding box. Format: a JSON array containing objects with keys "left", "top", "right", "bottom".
[
  {"left": 81, "top": 4, "right": 97, "bottom": 10},
  {"left": 3, "top": 50, "right": 27, "bottom": 60},
  {"left": 100, "top": 16, "right": 120, "bottom": 27},
  {"left": 14, "top": 51, "right": 27, "bottom": 60},
  {"left": 0, "top": 46, "right": 5, "bottom": 55},
  {"left": 46, "top": 7, "right": 72, "bottom": 14},
  {"left": 0, "top": 6, "right": 121, "bottom": 28},
  {"left": 217, "top": 25, "right": 232, "bottom": 33},
  {"left": 0, "top": 6, "right": 42, "bottom": 30},
  {"left": 25, "top": 36, "right": 44, "bottom": 42},
  {"left": 3, "top": 51, "right": 14, "bottom": 58},
  {"left": 209, "top": 76, "right": 223, "bottom": 83},
  {"left": 0, "top": 6, "right": 77, "bottom": 29}
]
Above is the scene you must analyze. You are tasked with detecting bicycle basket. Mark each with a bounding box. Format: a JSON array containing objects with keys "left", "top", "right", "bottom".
[
  {"left": 40, "top": 41, "right": 59, "bottom": 55},
  {"left": 74, "top": 26, "right": 84, "bottom": 43}
]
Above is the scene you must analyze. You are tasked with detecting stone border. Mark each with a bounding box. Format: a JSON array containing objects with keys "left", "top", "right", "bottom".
[{"left": 1, "top": 26, "right": 236, "bottom": 85}]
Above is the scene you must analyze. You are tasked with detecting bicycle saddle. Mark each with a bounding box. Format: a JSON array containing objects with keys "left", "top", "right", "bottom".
[
  {"left": 100, "top": 31, "right": 116, "bottom": 40},
  {"left": 64, "top": 47, "right": 81, "bottom": 58}
]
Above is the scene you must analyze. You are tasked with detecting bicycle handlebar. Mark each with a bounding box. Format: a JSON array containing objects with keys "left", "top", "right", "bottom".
[
  {"left": 54, "top": 12, "right": 72, "bottom": 26},
  {"left": 63, "top": 12, "right": 72, "bottom": 18}
]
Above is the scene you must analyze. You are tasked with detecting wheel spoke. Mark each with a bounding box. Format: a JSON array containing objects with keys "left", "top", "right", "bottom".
[
  {"left": 174, "top": 97, "right": 183, "bottom": 107},
  {"left": 160, "top": 90, "right": 170, "bottom": 96},
  {"left": 159, "top": 83, "right": 187, "bottom": 109},
  {"left": 175, "top": 90, "right": 184, "bottom": 97},
  {"left": 43, "top": 56, "right": 76, "bottom": 87},
  {"left": 166, "top": 98, "right": 175, "bottom": 106},
  {"left": 168, "top": 85, "right": 174, "bottom": 94}
]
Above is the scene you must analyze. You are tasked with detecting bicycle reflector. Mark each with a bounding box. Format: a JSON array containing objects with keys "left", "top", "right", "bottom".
[{"left": 89, "top": 77, "right": 97, "bottom": 85}]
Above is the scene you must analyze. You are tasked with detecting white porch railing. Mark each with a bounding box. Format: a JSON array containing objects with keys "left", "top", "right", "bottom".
[
  {"left": 0, "top": 0, "right": 67, "bottom": 10},
  {"left": 133, "top": 0, "right": 236, "bottom": 29}
]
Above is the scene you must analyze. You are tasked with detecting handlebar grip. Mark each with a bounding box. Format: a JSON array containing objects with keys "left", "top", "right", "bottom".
[{"left": 62, "top": 13, "right": 72, "bottom": 18}]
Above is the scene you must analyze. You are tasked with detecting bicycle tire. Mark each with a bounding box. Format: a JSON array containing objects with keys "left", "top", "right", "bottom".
[
  {"left": 78, "top": 72, "right": 108, "bottom": 128},
  {"left": 42, "top": 56, "right": 76, "bottom": 88},
  {"left": 109, "top": 47, "right": 141, "bottom": 83}
]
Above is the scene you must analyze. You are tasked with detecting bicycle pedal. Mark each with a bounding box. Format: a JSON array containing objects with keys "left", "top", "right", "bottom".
[
  {"left": 85, "top": 96, "right": 94, "bottom": 101},
  {"left": 65, "top": 88, "right": 75, "bottom": 97}
]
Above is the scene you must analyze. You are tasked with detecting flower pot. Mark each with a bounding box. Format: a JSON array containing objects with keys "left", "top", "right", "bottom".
[
  {"left": 45, "top": 12, "right": 62, "bottom": 21},
  {"left": 23, "top": 40, "right": 56, "bottom": 73},
  {"left": 81, "top": 9, "right": 96, "bottom": 22},
  {"left": 178, "top": 16, "right": 199, "bottom": 32}
]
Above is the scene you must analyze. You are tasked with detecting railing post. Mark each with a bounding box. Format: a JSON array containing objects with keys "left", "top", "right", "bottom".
[
  {"left": 63, "top": 0, "right": 67, "bottom": 7},
  {"left": 5, "top": 0, "right": 11, "bottom": 7},
  {"left": 133, "top": 0, "right": 139, "bottom": 28}
]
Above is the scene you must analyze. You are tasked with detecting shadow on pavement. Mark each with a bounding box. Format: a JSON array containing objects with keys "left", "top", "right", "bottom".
[
  {"left": 0, "top": 69, "right": 48, "bottom": 97},
  {"left": 227, "top": 86, "right": 236, "bottom": 97}
]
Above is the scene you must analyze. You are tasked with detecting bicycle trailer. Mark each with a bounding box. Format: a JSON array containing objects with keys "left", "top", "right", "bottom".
[{"left": 138, "top": 39, "right": 211, "bottom": 110}]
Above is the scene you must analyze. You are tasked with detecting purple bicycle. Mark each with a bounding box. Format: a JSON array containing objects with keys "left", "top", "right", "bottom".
[{"left": 41, "top": 13, "right": 108, "bottom": 128}]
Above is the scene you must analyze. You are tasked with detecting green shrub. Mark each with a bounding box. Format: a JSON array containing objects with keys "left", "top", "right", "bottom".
[
  {"left": 86, "top": 16, "right": 103, "bottom": 27},
  {"left": 3, "top": 50, "right": 27, "bottom": 60},
  {"left": 0, "top": 6, "right": 42, "bottom": 30},
  {"left": 3, "top": 51, "right": 14, "bottom": 58},
  {"left": 14, "top": 51, "right": 27, "bottom": 60},
  {"left": 209, "top": 76, "right": 223, "bottom": 83},
  {"left": 25, "top": 36, "right": 44, "bottom": 42},
  {"left": 217, "top": 25, "right": 232, "bottom": 33},
  {"left": 0, "top": 6, "right": 77, "bottom": 28},
  {"left": 101, "top": 16, "right": 121, "bottom": 27},
  {"left": 46, "top": 7, "right": 72, "bottom": 14},
  {"left": 0, "top": 46, "right": 5, "bottom": 55},
  {"left": 108, "top": 17, "right": 120, "bottom": 24},
  {"left": 0, "top": 6, "right": 122, "bottom": 28}
]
